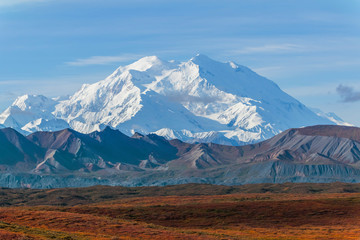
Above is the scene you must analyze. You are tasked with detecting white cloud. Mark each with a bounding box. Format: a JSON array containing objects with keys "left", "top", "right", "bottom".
[
  {"left": 235, "top": 44, "right": 303, "bottom": 54},
  {"left": 66, "top": 54, "right": 142, "bottom": 66}
]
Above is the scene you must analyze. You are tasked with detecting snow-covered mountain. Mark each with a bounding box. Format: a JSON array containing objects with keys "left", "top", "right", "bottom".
[
  {"left": 0, "top": 54, "right": 350, "bottom": 145},
  {"left": 0, "top": 94, "right": 69, "bottom": 133},
  {"left": 309, "top": 107, "right": 352, "bottom": 127}
]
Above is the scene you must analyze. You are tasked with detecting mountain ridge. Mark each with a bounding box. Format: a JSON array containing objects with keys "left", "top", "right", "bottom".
[
  {"left": 0, "top": 55, "right": 351, "bottom": 145},
  {"left": 0, "top": 125, "right": 360, "bottom": 188}
]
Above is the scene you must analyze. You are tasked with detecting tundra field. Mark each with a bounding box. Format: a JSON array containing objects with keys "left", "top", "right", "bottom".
[{"left": 0, "top": 183, "right": 360, "bottom": 240}]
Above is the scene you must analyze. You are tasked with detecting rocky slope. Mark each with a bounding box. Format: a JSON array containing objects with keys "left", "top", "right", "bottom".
[
  {"left": 0, "top": 125, "right": 360, "bottom": 188},
  {"left": 0, "top": 128, "right": 44, "bottom": 172},
  {"left": 0, "top": 55, "right": 350, "bottom": 145}
]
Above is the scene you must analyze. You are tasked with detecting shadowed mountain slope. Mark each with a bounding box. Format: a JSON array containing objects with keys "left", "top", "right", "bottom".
[
  {"left": 26, "top": 127, "right": 178, "bottom": 173},
  {"left": 0, "top": 128, "right": 44, "bottom": 171},
  {"left": 241, "top": 125, "right": 360, "bottom": 165},
  {"left": 1, "top": 125, "right": 360, "bottom": 188}
]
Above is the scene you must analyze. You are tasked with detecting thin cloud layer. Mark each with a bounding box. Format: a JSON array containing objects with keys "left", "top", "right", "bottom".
[
  {"left": 0, "top": 0, "right": 47, "bottom": 7},
  {"left": 336, "top": 84, "right": 360, "bottom": 103},
  {"left": 235, "top": 44, "right": 302, "bottom": 54},
  {"left": 66, "top": 55, "right": 141, "bottom": 66}
]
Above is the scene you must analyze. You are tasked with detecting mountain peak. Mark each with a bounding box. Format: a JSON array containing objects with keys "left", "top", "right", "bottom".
[
  {"left": 126, "top": 55, "right": 164, "bottom": 72},
  {"left": 0, "top": 55, "right": 347, "bottom": 145},
  {"left": 131, "top": 132, "right": 144, "bottom": 139},
  {"left": 14, "top": 95, "right": 55, "bottom": 109},
  {"left": 46, "top": 128, "right": 77, "bottom": 137},
  {"left": 98, "top": 126, "right": 128, "bottom": 139},
  {"left": 101, "top": 126, "right": 115, "bottom": 132},
  {"left": 136, "top": 55, "right": 161, "bottom": 64},
  {"left": 189, "top": 54, "right": 243, "bottom": 77},
  {"left": 12, "top": 94, "right": 54, "bottom": 110},
  {"left": 190, "top": 54, "right": 215, "bottom": 65}
]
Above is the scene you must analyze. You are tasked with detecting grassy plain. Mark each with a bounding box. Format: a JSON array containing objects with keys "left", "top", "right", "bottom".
[{"left": 0, "top": 183, "right": 360, "bottom": 239}]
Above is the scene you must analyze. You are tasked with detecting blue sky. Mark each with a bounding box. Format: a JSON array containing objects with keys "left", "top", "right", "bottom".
[{"left": 1, "top": 0, "right": 360, "bottom": 125}]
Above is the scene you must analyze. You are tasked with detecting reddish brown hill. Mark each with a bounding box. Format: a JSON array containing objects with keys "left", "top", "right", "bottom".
[
  {"left": 297, "top": 125, "right": 360, "bottom": 142},
  {"left": 1, "top": 125, "right": 360, "bottom": 187}
]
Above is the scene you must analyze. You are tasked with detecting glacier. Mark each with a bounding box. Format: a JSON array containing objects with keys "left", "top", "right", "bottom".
[{"left": 0, "top": 54, "right": 350, "bottom": 145}]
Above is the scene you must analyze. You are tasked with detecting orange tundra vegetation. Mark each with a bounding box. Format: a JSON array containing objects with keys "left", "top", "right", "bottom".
[{"left": 0, "top": 183, "right": 360, "bottom": 239}]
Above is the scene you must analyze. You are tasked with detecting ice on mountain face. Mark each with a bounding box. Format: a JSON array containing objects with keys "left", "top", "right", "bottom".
[
  {"left": 21, "top": 118, "right": 69, "bottom": 133},
  {"left": 0, "top": 55, "right": 345, "bottom": 145},
  {"left": 0, "top": 95, "right": 66, "bottom": 134},
  {"left": 54, "top": 71, "right": 143, "bottom": 133},
  {"left": 153, "top": 128, "right": 258, "bottom": 145},
  {"left": 114, "top": 90, "right": 226, "bottom": 136},
  {"left": 217, "top": 101, "right": 263, "bottom": 129},
  {"left": 309, "top": 107, "right": 352, "bottom": 126}
]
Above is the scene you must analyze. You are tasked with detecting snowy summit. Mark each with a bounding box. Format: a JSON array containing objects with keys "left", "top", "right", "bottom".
[{"left": 0, "top": 54, "right": 350, "bottom": 145}]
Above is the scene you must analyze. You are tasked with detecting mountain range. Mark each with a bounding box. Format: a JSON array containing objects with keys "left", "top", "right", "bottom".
[
  {"left": 0, "top": 55, "right": 350, "bottom": 145},
  {"left": 1, "top": 125, "right": 360, "bottom": 188}
]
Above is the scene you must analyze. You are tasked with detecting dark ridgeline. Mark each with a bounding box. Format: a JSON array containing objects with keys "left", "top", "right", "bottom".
[
  {"left": 25, "top": 126, "right": 178, "bottom": 173},
  {"left": 0, "top": 128, "right": 44, "bottom": 171},
  {"left": 1, "top": 125, "right": 360, "bottom": 188}
]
